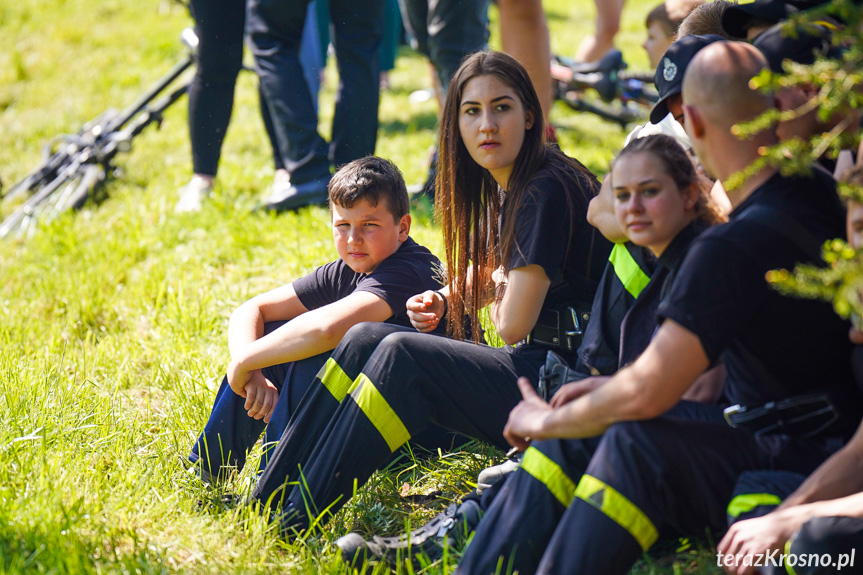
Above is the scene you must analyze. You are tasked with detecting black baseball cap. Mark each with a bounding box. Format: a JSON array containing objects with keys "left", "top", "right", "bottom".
[
  {"left": 721, "top": 0, "right": 831, "bottom": 39},
  {"left": 753, "top": 21, "right": 843, "bottom": 73},
  {"left": 650, "top": 34, "right": 726, "bottom": 125}
]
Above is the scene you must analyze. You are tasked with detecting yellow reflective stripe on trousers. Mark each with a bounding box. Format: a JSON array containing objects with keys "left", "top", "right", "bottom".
[
  {"left": 350, "top": 373, "right": 411, "bottom": 452},
  {"left": 574, "top": 474, "right": 659, "bottom": 551},
  {"left": 608, "top": 243, "right": 650, "bottom": 298},
  {"left": 317, "top": 357, "right": 356, "bottom": 402},
  {"left": 726, "top": 493, "right": 783, "bottom": 519},
  {"left": 519, "top": 446, "right": 577, "bottom": 507},
  {"left": 785, "top": 538, "right": 799, "bottom": 575}
]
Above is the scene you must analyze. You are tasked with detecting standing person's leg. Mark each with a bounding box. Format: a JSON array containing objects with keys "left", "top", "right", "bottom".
[
  {"left": 327, "top": 0, "right": 384, "bottom": 168},
  {"left": 575, "top": 0, "right": 625, "bottom": 64},
  {"left": 247, "top": 0, "right": 330, "bottom": 208},
  {"left": 258, "top": 3, "right": 323, "bottom": 194},
  {"left": 178, "top": 0, "right": 246, "bottom": 212},
  {"left": 497, "top": 0, "right": 552, "bottom": 125},
  {"left": 426, "top": 0, "right": 490, "bottom": 92},
  {"left": 268, "top": 333, "right": 546, "bottom": 532}
]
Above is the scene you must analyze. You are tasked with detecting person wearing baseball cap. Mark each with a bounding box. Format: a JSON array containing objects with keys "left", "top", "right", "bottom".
[
  {"left": 588, "top": 34, "right": 728, "bottom": 243},
  {"left": 721, "top": 0, "right": 831, "bottom": 40},
  {"left": 753, "top": 21, "right": 856, "bottom": 176},
  {"left": 649, "top": 33, "right": 727, "bottom": 127}
]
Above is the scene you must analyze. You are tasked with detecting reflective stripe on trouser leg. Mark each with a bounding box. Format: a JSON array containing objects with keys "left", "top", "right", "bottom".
[
  {"left": 318, "top": 357, "right": 359, "bottom": 402},
  {"left": 520, "top": 446, "right": 577, "bottom": 507},
  {"left": 251, "top": 324, "right": 408, "bottom": 508},
  {"left": 457, "top": 437, "right": 601, "bottom": 575},
  {"left": 609, "top": 243, "right": 651, "bottom": 298},
  {"left": 574, "top": 474, "right": 659, "bottom": 551},
  {"left": 350, "top": 373, "right": 411, "bottom": 452},
  {"left": 727, "top": 493, "right": 782, "bottom": 520},
  {"left": 727, "top": 470, "right": 805, "bottom": 526}
]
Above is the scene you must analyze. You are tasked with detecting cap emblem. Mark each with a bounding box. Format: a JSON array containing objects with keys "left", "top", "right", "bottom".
[{"left": 662, "top": 57, "right": 678, "bottom": 82}]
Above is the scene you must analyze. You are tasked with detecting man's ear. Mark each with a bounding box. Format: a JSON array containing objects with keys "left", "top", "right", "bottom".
[
  {"left": 398, "top": 213, "right": 411, "bottom": 241},
  {"left": 683, "top": 104, "right": 704, "bottom": 139}
]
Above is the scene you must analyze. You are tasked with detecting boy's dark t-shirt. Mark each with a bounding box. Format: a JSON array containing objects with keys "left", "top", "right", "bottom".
[{"left": 292, "top": 236, "right": 444, "bottom": 333}]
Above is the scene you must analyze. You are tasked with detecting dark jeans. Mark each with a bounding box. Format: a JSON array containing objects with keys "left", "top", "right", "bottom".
[
  {"left": 398, "top": 0, "right": 490, "bottom": 91},
  {"left": 189, "top": 322, "right": 328, "bottom": 479},
  {"left": 188, "top": 0, "right": 284, "bottom": 176},
  {"left": 246, "top": 0, "right": 383, "bottom": 184}
]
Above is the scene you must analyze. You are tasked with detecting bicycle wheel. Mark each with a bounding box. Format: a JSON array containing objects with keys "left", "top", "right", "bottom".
[
  {"left": 50, "top": 163, "right": 104, "bottom": 214},
  {"left": 0, "top": 162, "right": 86, "bottom": 239}
]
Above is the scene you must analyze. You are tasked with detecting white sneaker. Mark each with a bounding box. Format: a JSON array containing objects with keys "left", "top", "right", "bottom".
[{"left": 175, "top": 176, "right": 213, "bottom": 213}]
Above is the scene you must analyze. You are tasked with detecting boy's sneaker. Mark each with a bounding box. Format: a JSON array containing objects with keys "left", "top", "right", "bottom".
[
  {"left": 175, "top": 176, "right": 213, "bottom": 213},
  {"left": 336, "top": 499, "right": 482, "bottom": 568}
]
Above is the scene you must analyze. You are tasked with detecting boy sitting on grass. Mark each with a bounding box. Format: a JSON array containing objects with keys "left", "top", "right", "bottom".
[{"left": 189, "top": 156, "right": 445, "bottom": 484}]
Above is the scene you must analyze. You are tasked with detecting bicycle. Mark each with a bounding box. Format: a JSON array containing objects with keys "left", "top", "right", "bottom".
[
  {"left": 551, "top": 50, "right": 658, "bottom": 130},
  {"left": 0, "top": 28, "right": 199, "bottom": 240}
]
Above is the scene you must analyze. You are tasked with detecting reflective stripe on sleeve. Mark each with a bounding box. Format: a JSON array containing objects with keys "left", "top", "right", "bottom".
[
  {"left": 608, "top": 244, "right": 651, "bottom": 298},
  {"left": 317, "top": 357, "right": 357, "bottom": 402},
  {"left": 519, "top": 446, "right": 577, "bottom": 507},
  {"left": 574, "top": 474, "right": 659, "bottom": 551},
  {"left": 350, "top": 373, "right": 411, "bottom": 452},
  {"left": 726, "top": 493, "right": 783, "bottom": 519}
]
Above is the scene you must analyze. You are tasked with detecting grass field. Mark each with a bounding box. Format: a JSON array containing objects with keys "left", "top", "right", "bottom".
[{"left": 0, "top": 0, "right": 723, "bottom": 572}]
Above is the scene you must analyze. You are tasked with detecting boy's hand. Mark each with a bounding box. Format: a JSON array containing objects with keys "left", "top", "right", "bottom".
[
  {"left": 407, "top": 290, "right": 445, "bottom": 332},
  {"left": 243, "top": 371, "right": 279, "bottom": 423},
  {"left": 227, "top": 359, "right": 253, "bottom": 396}
]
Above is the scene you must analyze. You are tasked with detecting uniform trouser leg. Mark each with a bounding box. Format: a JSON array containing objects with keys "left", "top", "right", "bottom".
[
  {"left": 456, "top": 437, "right": 601, "bottom": 575},
  {"left": 259, "top": 351, "right": 331, "bottom": 470},
  {"left": 246, "top": 0, "right": 330, "bottom": 184},
  {"left": 788, "top": 517, "right": 863, "bottom": 574},
  {"left": 269, "top": 328, "right": 547, "bottom": 529},
  {"left": 536, "top": 413, "right": 839, "bottom": 575},
  {"left": 251, "top": 322, "right": 410, "bottom": 509},
  {"left": 189, "top": 363, "right": 288, "bottom": 478},
  {"left": 328, "top": 0, "right": 384, "bottom": 167},
  {"left": 727, "top": 470, "right": 806, "bottom": 525},
  {"left": 187, "top": 0, "right": 246, "bottom": 177},
  {"left": 456, "top": 400, "right": 723, "bottom": 574}
]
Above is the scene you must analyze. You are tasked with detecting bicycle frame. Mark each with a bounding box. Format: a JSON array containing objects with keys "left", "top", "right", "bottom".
[
  {"left": 551, "top": 51, "right": 658, "bottom": 129},
  {"left": 1, "top": 30, "right": 197, "bottom": 239}
]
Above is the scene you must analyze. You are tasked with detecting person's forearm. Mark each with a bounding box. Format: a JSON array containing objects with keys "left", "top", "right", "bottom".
[
  {"left": 780, "top": 444, "right": 863, "bottom": 509},
  {"left": 794, "top": 492, "right": 863, "bottom": 521},
  {"left": 588, "top": 179, "right": 627, "bottom": 242},
  {"left": 228, "top": 301, "right": 266, "bottom": 360},
  {"left": 540, "top": 366, "right": 665, "bottom": 438},
  {"left": 232, "top": 311, "right": 345, "bottom": 374}
]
